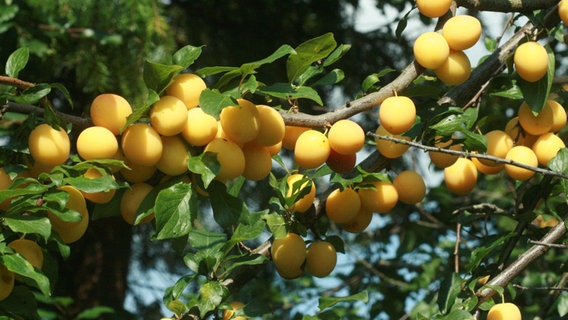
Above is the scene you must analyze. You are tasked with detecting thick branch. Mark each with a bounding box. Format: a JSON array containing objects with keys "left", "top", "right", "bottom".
[
  {"left": 3, "top": 101, "right": 92, "bottom": 130},
  {"left": 457, "top": 0, "right": 558, "bottom": 12},
  {"left": 475, "top": 219, "right": 567, "bottom": 305},
  {"left": 281, "top": 61, "right": 424, "bottom": 127}
]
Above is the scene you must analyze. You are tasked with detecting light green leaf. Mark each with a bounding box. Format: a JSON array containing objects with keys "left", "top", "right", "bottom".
[
  {"left": 9, "top": 83, "right": 51, "bottom": 104},
  {"left": 1, "top": 254, "right": 50, "bottom": 296},
  {"left": 318, "top": 290, "right": 368, "bottom": 312},
  {"left": 187, "top": 152, "right": 219, "bottom": 188},
  {"left": 6, "top": 47, "right": 29, "bottom": 78},
  {"left": 230, "top": 219, "right": 265, "bottom": 243},
  {"left": 4, "top": 216, "right": 51, "bottom": 241},
  {"left": 197, "top": 281, "right": 228, "bottom": 318},
  {"left": 263, "top": 212, "right": 287, "bottom": 239}
]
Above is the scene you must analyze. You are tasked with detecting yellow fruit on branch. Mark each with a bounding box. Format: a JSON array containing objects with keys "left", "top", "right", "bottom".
[
  {"left": 434, "top": 50, "right": 471, "bottom": 86},
  {"left": 49, "top": 185, "right": 90, "bottom": 244},
  {"left": 327, "top": 119, "right": 365, "bottom": 154},
  {"left": 286, "top": 173, "right": 316, "bottom": 213},
  {"left": 0, "top": 264, "right": 14, "bottom": 301},
  {"left": 182, "top": 107, "right": 218, "bottom": 147},
  {"left": 415, "top": 0, "right": 453, "bottom": 18},
  {"left": 393, "top": 170, "right": 426, "bottom": 205},
  {"left": 219, "top": 99, "right": 260, "bottom": 144},
  {"left": 294, "top": 129, "right": 330, "bottom": 169},
  {"left": 81, "top": 168, "right": 116, "bottom": 204},
  {"left": 442, "top": 15, "right": 482, "bottom": 51},
  {"left": 379, "top": 96, "right": 416, "bottom": 134},
  {"left": 156, "top": 135, "right": 190, "bottom": 176},
  {"left": 505, "top": 146, "right": 538, "bottom": 181},
  {"left": 325, "top": 187, "right": 361, "bottom": 223},
  {"left": 357, "top": 181, "right": 398, "bottom": 214},
  {"left": 242, "top": 143, "right": 272, "bottom": 181},
  {"left": 532, "top": 132, "right": 566, "bottom": 166},
  {"left": 204, "top": 138, "right": 245, "bottom": 182},
  {"left": 517, "top": 101, "right": 553, "bottom": 136},
  {"left": 480, "top": 130, "right": 513, "bottom": 167},
  {"left": 89, "top": 93, "right": 132, "bottom": 135},
  {"left": 514, "top": 41, "right": 548, "bottom": 83},
  {"left": 120, "top": 182, "right": 154, "bottom": 225},
  {"left": 166, "top": 73, "right": 207, "bottom": 109},
  {"left": 282, "top": 125, "right": 310, "bottom": 150},
  {"left": 374, "top": 125, "right": 410, "bottom": 159},
  {"left": 428, "top": 138, "right": 461, "bottom": 168},
  {"left": 271, "top": 233, "right": 306, "bottom": 279},
  {"left": 254, "top": 105, "right": 286, "bottom": 147},
  {"left": 444, "top": 158, "right": 477, "bottom": 195},
  {"left": 487, "top": 302, "right": 522, "bottom": 320},
  {"left": 413, "top": 32, "right": 450, "bottom": 70},
  {"left": 340, "top": 208, "right": 373, "bottom": 233},
  {"left": 28, "top": 123, "right": 70, "bottom": 166},
  {"left": 149, "top": 95, "right": 189, "bottom": 136},
  {"left": 305, "top": 241, "right": 337, "bottom": 278},
  {"left": 76, "top": 126, "right": 118, "bottom": 160},
  {"left": 560, "top": 0, "right": 568, "bottom": 25},
  {"left": 121, "top": 123, "right": 164, "bottom": 167}
]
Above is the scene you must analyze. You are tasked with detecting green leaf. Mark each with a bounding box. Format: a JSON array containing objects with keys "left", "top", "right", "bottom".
[
  {"left": 6, "top": 47, "right": 29, "bottom": 78},
  {"left": 91, "top": 189, "right": 122, "bottom": 220},
  {"left": 1, "top": 254, "right": 50, "bottom": 296},
  {"left": 490, "top": 85, "right": 523, "bottom": 100},
  {"left": 443, "top": 310, "right": 473, "bottom": 320},
  {"left": 548, "top": 148, "right": 568, "bottom": 193},
  {"left": 395, "top": 10, "right": 411, "bottom": 39},
  {"left": 0, "top": 286, "right": 39, "bottom": 320},
  {"left": 362, "top": 68, "right": 396, "bottom": 93},
  {"left": 318, "top": 290, "right": 368, "bottom": 312},
  {"left": 9, "top": 83, "right": 51, "bottom": 104},
  {"left": 466, "top": 232, "right": 515, "bottom": 272},
  {"left": 287, "top": 33, "right": 337, "bottom": 83},
  {"left": 188, "top": 228, "right": 227, "bottom": 250},
  {"left": 196, "top": 66, "right": 239, "bottom": 78},
  {"left": 187, "top": 152, "right": 219, "bottom": 188},
  {"left": 4, "top": 216, "right": 51, "bottom": 241},
  {"left": 557, "top": 292, "right": 568, "bottom": 317},
  {"left": 199, "top": 88, "right": 236, "bottom": 119},
  {"left": 230, "top": 219, "right": 265, "bottom": 243},
  {"left": 123, "top": 89, "right": 160, "bottom": 130},
  {"left": 312, "top": 69, "right": 344, "bottom": 86},
  {"left": 241, "top": 44, "right": 296, "bottom": 73},
  {"left": 222, "top": 254, "right": 268, "bottom": 276},
  {"left": 517, "top": 45, "right": 555, "bottom": 113},
  {"left": 64, "top": 173, "right": 118, "bottom": 193},
  {"left": 324, "top": 235, "right": 345, "bottom": 254},
  {"left": 209, "top": 181, "right": 246, "bottom": 228},
  {"left": 437, "top": 273, "right": 464, "bottom": 315},
  {"left": 75, "top": 306, "right": 114, "bottom": 319},
  {"left": 258, "top": 83, "right": 323, "bottom": 105},
  {"left": 164, "top": 274, "right": 195, "bottom": 308},
  {"left": 197, "top": 281, "right": 228, "bottom": 318},
  {"left": 154, "top": 182, "right": 195, "bottom": 240},
  {"left": 143, "top": 60, "right": 184, "bottom": 94},
  {"left": 173, "top": 45, "right": 203, "bottom": 69},
  {"left": 263, "top": 212, "right": 287, "bottom": 239},
  {"left": 323, "top": 44, "right": 351, "bottom": 67}
]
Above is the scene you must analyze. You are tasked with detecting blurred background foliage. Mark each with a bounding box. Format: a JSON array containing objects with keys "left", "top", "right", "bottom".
[{"left": 1, "top": 0, "right": 567, "bottom": 319}]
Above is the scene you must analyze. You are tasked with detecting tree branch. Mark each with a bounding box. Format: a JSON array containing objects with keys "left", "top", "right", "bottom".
[
  {"left": 3, "top": 101, "right": 92, "bottom": 130},
  {"left": 475, "top": 218, "right": 567, "bottom": 306},
  {"left": 457, "top": 0, "right": 558, "bottom": 12},
  {"left": 0, "top": 75, "right": 35, "bottom": 89}
]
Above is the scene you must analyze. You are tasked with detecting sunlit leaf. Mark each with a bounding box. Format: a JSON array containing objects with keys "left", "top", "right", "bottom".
[{"left": 6, "top": 47, "right": 29, "bottom": 78}]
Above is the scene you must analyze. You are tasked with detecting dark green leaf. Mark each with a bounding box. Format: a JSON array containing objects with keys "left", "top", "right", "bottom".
[
  {"left": 437, "top": 273, "right": 464, "bottom": 315},
  {"left": 0, "top": 286, "right": 39, "bottom": 320},
  {"left": 222, "top": 254, "right": 268, "bottom": 275},
  {"left": 230, "top": 219, "right": 265, "bottom": 243},
  {"left": 75, "top": 306, "right": 114, "bottom": 319},
  {"left": 318, "top": 290, "right": 368, "bottom": 312},
  {"left": 6, "top": 47, "right": 29, "bottom": 78},
  {"left": 395, "top": 10, "right": 411, "bottom": 40},
  {"left": 287, "top": 33, "right": 337, "bottom": 83},
  {"left": 466, "top": 233, "right": 515, "bottom": 272},
  {"left": 91, "top": 188, "right": 123, "bottom": 220},
  {"left": 241, "top": 44, "right": 296, "bottom": 73},
  {"left": 443, "top": 310, "right": 473, "bottom": 320},
  {"left": 312, "top": 69, "right": 344, "bottom": 86},
  {"left": 323, "top": 44, "right": 351, "bottom": 67},
  {"left": 196, "top": 66, "right": 239, "bottom": 78},
  {"left": 517, "top": 45, "right": 555, "bottom": 113},
  {"left": 199, "top": 88, "right": 236, "bottom": 119},
  {"left": 258, "top": 83, "right": 323, "bottom": 105},
  {"left": 173, "top": 45, "right": 203, "bottom": 69},
  {"left": 164, "top": 274, "right": 195, "bottom": 305},
  {"left": 209, "top": 181, "right": 246, "bottom": 228},
  {"left": 49, "top": 83, "right": 74, "bottom": 109},
  {"left": 143, "top": 60, "right": 184, "bottom": 94},
  {"left": 154, "top": 183, "right": 195, "bottom": 240}
]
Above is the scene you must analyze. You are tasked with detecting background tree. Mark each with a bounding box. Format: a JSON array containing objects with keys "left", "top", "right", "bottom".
[{"left": 1, "top": 1, "right": 568, "bottom": 320}]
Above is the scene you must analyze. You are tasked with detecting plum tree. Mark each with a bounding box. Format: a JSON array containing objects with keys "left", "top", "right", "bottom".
[
  {"left": 166, "top": 73, "right": 207, "bottom": 109},
  {"left": 8, "top": 238, "right": 44, "bottom": 270},
  {"left": 49, "top": 185, "right": 90, "bottom": 244},
  {"left": 415, "top": 0, "right": 453, "bottom": 18},
  {"left": 393, "top": 170, "right": 426, "bottom": 205},
  {"left": 487, "top": 303, "right": 522, "bottom": 320},
  {"left": 219, "top": 99, "right": 260, "bottom": 144},
  {"left": 149, "top": 96, "right": 189, "bottom": 136},
  {"left": 378, "top": 96, "right": 416, "bottom": 134},
  {"left": 204, "top": 138, "right": 245, "bottom": 182},
  {"left": 434, "top": 50, "right": 471, "bottom": 85},
  {"left": 121, "top": 123, "right": 164, "bottom": 166},
  {"left": 286, "top": 173, "right": 316, "bottom": 213},
  {"left": 325, "top": 187, "right": 361, "bottom": 223},
  {"left": 294, "top": 129, "right": 331, "bottom": 169},
  {"left": 327, "top": 119, "right": 365, "bottom": 154},
  {"left": 271, "top": 233, "right": 306, "bottom": 279},
  {"left": 413, "top": 32, "right": 450, "bottom": 69},
  {"left": 505, "top": 146, "right": 538, "bottom": 181},
  {"left": 156, "top": 135, "right": 190, "bottom": 176},
  {"left": 357, "top": 181, "right": 399, "bottom": 214},
  {"left": 120, "top": 182, "right": 154, "bottom": 225},
  {"left": 182, "top": 107, "right": 218, "bottom": 146},
  {"left": 444, "top": 158, "right": 478, "bottom": 195},
  {"left": 442, "top": 15, "right": 482, "bottom": 51}
]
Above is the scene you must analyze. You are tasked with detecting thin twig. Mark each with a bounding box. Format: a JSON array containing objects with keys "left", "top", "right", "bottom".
[
  {"left": 527, "top": 239, "right": 568, "bottom": 249},
  {"left": 512, "top": 284, "right": 568, "bottom": 291},
  {"left": 369, "top": 132, "right": 568, "bottom": 180},
  {"left": 0, "top": 75, "right": 35, "bottom": 89},
  {"left": 454, "top": 223, "right": 462, "bottom": 274}
]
